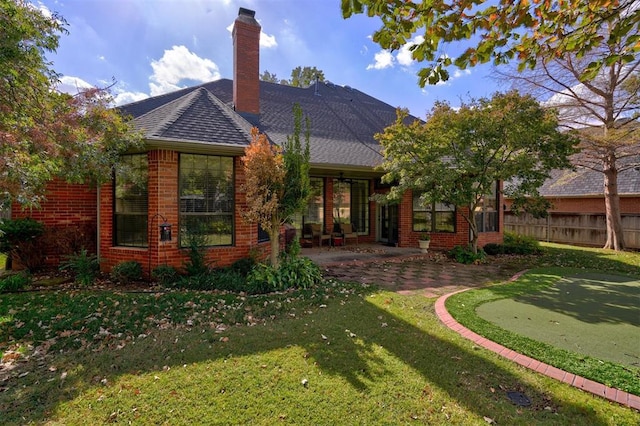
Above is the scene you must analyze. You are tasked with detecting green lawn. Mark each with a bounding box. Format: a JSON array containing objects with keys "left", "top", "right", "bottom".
[
  {"left": 476, "top": 272, "right": 639, "bottom": 366},
  {"left": 447, "top": 260, "right": 640, "bottom": 396},
  {"left": 1, "top": 244, "right": 639, "bottom": 424}
]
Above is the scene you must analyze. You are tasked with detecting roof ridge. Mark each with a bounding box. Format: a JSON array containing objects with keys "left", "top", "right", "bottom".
[
  {"left": 201, "top": 89, "right": 254, "bottom": 143},
  {"left": 135, "top": 89, "right": 204, "bottom": 136}
]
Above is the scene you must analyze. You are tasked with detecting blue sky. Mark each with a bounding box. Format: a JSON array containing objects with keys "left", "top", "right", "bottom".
[{"left": 38, "top": 0, "right": 499, "bottom": 118}]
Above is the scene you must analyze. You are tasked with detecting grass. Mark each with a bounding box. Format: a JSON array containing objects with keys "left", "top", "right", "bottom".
[
  {"left": 0, "top": 244, "right": 639, "bottom": 424},
  {"left": 446, "top": 244, "right": 640, "bottom": 396}
]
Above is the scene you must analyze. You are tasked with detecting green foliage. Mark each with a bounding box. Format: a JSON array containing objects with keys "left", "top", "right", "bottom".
[
  {"left": 59, "top": 249, "right": 99, "bottom": 286},
  {"left": 503, "top": 232, "right": 542, "bottom": 255},
  {"left": 448, "top": 245, "right": 486, "bottom": 264},
  {"left": 246, "top": 249, "right": 323, "bottom": 294},
  {"left": 0, "top": 218, "right": 45, "bottom": 270},
  {"left": 228, "top": 257, "right": 257, "bottom": 277},
  {"left": 281, "top": 103, "right": 311, "bottom": 221},
  {"left": 342, "top": 1, "right": 639, "bottom": 86},
  {"left": 484, "top": 234, "right": 543, "bottom": 256},
  {"left": 0, "top": 0, "right": 142, "bottom": 207},
  {"left": 182, "top": 225, "right": 210, "bottom": 276},
  {"left": 0, "top": 272, "right": 31, "bottom": 293},
  {"left": 152, "top": 264, "right": 180, "bottom": 286},
  {"left": 110, "top": 261, "right": 143, "bottom": 285},
  {"left": 261, "top": 66, "right": 326, "bottom": 87},
  {"left": 376, "top": 91, "right": 576, "bottom": 253}
]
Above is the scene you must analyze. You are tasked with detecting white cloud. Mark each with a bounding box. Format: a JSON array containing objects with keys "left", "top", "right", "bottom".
[
  {"left": 225, "top": 23, "right": 278, "bottom": 49},
  {"left": 367, "top": 50, "right": 394, "bottom": 70},
  {"left": 57, "top": 76, "right": 94, "bottom": 94},
  {"left": 260, "top": 31, "right": 278, "bottom": 48},
  {"left": 452, "top": 69, "right": 471, "bottom": 79},
  {"left": 397, "top": 36, "right": 425, "bottom": 67},
  {"left": 114, "top": 91, "right": 149, "bottom": 106},
  {"left": 149, "top": 45, "right": 220, "bottom": 96}
]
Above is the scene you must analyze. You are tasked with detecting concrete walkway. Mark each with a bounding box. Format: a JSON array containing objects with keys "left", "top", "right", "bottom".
[{"left": 306, "top": 246, "right": 639, "bottom": 411}]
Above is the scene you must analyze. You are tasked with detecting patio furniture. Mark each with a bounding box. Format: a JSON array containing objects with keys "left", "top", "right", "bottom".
[
  {"left": 339, "top": 223, "right": 358, "bottom": 246},
  {"left": 308, "top": 223, "right": 331, "bottom": 248}
]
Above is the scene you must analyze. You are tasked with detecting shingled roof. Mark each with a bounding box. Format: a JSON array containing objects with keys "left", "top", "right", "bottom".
[
  {"left": 120, "top": 79, "right": 416, "bottom": 170},
  {"left": 539, "top": 166, "right": 640, "bottom": 197}
]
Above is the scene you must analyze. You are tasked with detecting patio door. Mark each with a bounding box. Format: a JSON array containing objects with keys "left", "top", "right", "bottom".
[{"left": 378, "top": 204, "right": 398, "bottom": 245}]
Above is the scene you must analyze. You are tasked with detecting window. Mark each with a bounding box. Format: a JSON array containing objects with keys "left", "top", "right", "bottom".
[
  {"left": 333, "top": 179, "right": 369, "bottom": 234},
  {"left": 293, "top": 177, "right": 325, "bottom": 238},
  {"left": 179, "top": 154, "right": 234, "bottom": 247},
  {"left": 114, "top": 154, "right": 148, "bottom": 247},
  {"left": 412, "top": 192, "right": 455, "bottom": 232},
  {"left": 475, "top": 181, "right": 499, "bottom": 232}
]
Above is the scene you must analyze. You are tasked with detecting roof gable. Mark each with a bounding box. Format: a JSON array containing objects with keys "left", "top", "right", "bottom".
[{"left": 132, "top": 87, "right": 253, "bottom": 146}]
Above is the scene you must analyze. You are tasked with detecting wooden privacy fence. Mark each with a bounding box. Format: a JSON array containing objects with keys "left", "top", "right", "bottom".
[{"left": 504, "top": 212, "right": 640, "bottom": 250}]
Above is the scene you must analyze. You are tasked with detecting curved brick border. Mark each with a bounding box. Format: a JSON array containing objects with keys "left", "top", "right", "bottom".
[{"left": 435, "top": 288, "right": 640, "bottom": 411}]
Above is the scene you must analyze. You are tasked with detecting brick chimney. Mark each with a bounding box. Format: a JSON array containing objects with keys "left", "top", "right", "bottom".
[{"left": 232, "top": 7, "right": 260, "bottom": 116}]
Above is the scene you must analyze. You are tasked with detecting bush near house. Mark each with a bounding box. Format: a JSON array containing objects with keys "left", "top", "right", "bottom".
[
  {"left": 110, "top": 261, "right": 143, "bottom": 285},
  {"left": 0, "top": 272, "right": 31, "bottom": 293},
  {"left": 0, "top": 218, "right": 45, "bottom": 271},
  {"left": 484, "top": 232, "right": 542, "bottom": 256}
]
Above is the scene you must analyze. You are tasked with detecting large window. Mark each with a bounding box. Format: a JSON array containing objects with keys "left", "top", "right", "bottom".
[
  {"left": 333, "top": 179, "right": 369, "bottom": 234},
  {"left": 179, "top": 154, "right": 234, "bottom": 247},
  {"left": 475, "top": 181, "right": 499, "bottom": 232},
  {"left": 413, "top": 192, "right": 455, "bottom": 232},
  {"left": 114, "top": 154, "right": 148, "bottom": 247},
  {"left": 293, "top": 177, "right": 325, "bottom": 238}
]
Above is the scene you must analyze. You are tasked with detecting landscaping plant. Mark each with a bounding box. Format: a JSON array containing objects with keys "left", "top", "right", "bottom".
[
  {"left": 110, "top": 261, "right": 143, "bottom": 285},
  {"left": 0, "top": 272, "right": 31, "bottom": 293},
  {"left": 59, "top": 249, "right": 100, "bottom": 286}
]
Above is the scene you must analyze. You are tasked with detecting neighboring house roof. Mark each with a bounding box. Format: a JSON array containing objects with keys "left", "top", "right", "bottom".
[
  {"left": 121, "top": 79, "right": 415, "bottom": 170},
  {"left": 538, "top": 166, "right": 640, "bottom": 197}
]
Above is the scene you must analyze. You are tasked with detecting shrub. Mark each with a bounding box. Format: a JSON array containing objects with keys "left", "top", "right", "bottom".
[
  {"left": 246, "top": 252, "right": 323, "bottom": 294},
  {"left": 503, "top": 232, "right": 542, "bottom": 255},
  {"left": 59, "top": 249, "right": 100, "bottom": 286},
  {"left": 182, "top": 226, "right": 211, "bottom": 276},
  {"left": 228, "top": 257, "right": 256, "bottom": 277},
  {"left": 448, "top": 245, "right": 486, "bottom": 264},
  {"left": 483, "top": 243, "right": 504, "bottom": 256},
  {"left": 110, "top": 261, "right": 143, "bottom": 284},
  {"left": 0, "top": 272, "right": 31, "bottom": 293},
  {"left": 152, "top": 264, "right": 180, "bottom": 286},
  {"left": 0, "top": 218, "right": 45, "bottom": 271},
  {"left": 171, "top": 273, "right": 215, "bottom": 291}
]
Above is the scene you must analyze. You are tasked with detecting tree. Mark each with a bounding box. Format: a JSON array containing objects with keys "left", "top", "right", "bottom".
[
  {"left": 260, "top": 66, "right": 325, "bottom": 87},
  {"left": 376, "top": 91, "right": 576, "bottom": 253},
  {"left": 289, "top": 66, "right": 325, "bottom": 87},
  {"left": 342, "top": 0, "right": 639, "bottom": 86},
  {"left": 0, "top": 0, "right": 141, "bottom": 208},
  {"left": 495, "top": 21, "right": 639, "bottom": 251},
  {"left": 242, "top": 104, "right": 311, "bottom": 267},
  {"left": 259, "top": 70, "right": 280, "bottom": 83}
]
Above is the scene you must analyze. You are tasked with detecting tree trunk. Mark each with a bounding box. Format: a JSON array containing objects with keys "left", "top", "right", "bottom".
[
  {"left": 603, "top": 157, "right": 625, "bottom": 251},
  {"left": 270, "top": 217, "right": 281, "bottom": 268}
]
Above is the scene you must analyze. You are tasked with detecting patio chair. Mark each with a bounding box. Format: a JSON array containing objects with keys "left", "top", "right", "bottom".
[
  {"left": 309, "top": 223, "right": 331, "bottom": 248},
  {"left": 339, "top": 223, "right": 358, "bottom": 246}
]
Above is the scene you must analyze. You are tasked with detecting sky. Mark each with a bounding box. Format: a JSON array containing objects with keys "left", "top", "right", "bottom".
[{"left": 36, "top": 0, "right": 501, "bottom": 118}]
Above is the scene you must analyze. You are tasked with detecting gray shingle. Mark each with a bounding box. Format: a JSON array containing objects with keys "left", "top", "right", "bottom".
[{"left": 120, "top": 79, "right": 418, "bottom": 168}]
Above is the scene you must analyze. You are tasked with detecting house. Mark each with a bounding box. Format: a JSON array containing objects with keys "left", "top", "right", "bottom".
[
  {"left": 504, "top": 166, "right": 640, "bottom": 248},
  {"left": 11, "top": 8, "right": 504, "bottom": 273}
]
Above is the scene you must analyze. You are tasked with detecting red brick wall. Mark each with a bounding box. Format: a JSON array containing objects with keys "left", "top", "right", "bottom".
[
  {"left": 100, "top": 150, "right": 268, "bottom": 275},
  {"left": 11, "top": 179, "right": 97, "bottom": 266},
  {"left": 504, "top": 195, "right": 639, "bottom": 215},
  {"left": 396, "top": 188, "right": 504, "bottom": 250}
]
